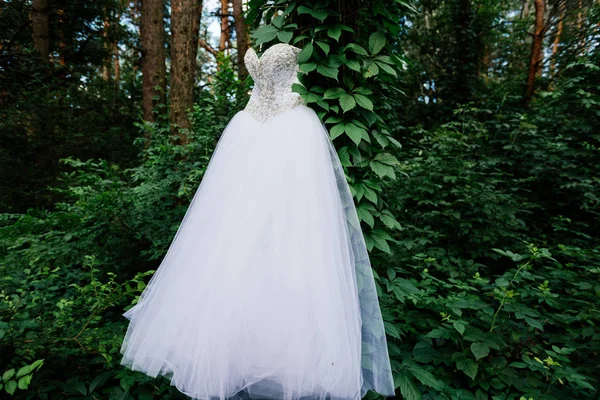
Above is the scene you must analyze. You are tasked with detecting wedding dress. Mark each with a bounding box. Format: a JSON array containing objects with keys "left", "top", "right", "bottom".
[{"left": 119, "top": 43, "right": 395, "bottom": 400}]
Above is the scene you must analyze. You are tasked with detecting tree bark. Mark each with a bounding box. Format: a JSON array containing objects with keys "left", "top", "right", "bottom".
[
  {"left": 550, "top": 1, "right": 565, "bottom": 75},
  {"left": 232, "top": 0, "right": 248, "bottom": 81},
  {"left": 102, "top": 11, "right": 111, "bottom": 81},
  {"left": 140, "top": 0, "right": 166, "bottom": 123},
  {"left": 219, "top": 0, "right": 230, "bottom": 53},
  {"left": 31, "top": 0, "right": 49, "bottom": 64},
  {"left": 525, "top": 0, "right": 546, "bottom": 105},
  {"left": 191, "top": 0, "right": 203, "bottom": 77},
  {"left": 170, "top": 0, "right": 199, "bottom": 143}
]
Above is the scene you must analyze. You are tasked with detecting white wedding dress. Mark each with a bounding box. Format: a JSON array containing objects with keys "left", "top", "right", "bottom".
[{"left": 120, "top": 43, "right": 395, "bottom": 400}]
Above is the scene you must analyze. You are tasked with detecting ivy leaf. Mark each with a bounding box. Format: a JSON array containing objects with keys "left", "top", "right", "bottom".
[
  {"left": 456, "top": 358, "right": 478, "bottom": 380},
  {"left": 373, "top": 130, "right": 389, "bottom": 148},
  {"left": 316, "top": 41, "right": 330, "bottom": 55},
  {"left": 325, "top": 116, "right": 342, "bottom": 124},
  {"left": 277, "top": 30, "right": 293, "bottom": 44},
  {"left": 374, "top": 152, "right": 400, "bottom": 166},
  {"left": 353, "top": 94, "right": 374, "bottom": 110},
  {"left": 357, "top": 205, "right": 374, "bottom": 227},
  {"left": 368, "top": 31, "right": 386, "bottom": 55},
  {"left": 345, "top": 122, "right": 367, "bottom": 145},
  {"left": 345, "top": 43, "right": 368, "bottom": 56},
  {"left": 371, "top": 230, "right": 393, "bottom": 254},
  {"left": 297, "top": 6, "right": 328, "bottom": 22},
  {"left": 252, "top": 25, "right": 279, "bottom": 45},
  {"left": 299, "top": 62, "right": 317, "bottom": 74},
  {"left": 297, "top": 42, "right": 314, "bottom": 63},
  {"left": 375, "top": 60, "right": 397, "bottom": 76},
  {"left": 363, "top": 61, "right": 380, "bottom": 78},
  {"left": 470, "top": 342, "right": 490, "bottom": 361},
  {"left": 370, "top": 160, "right": 396, "bottom": 179},
  {"left": 327, "top": 26, "right": 342, "bottom": 41},
  {"left": 291, "top": 83, "right": 307, "bottom": 95},
  {"left": 316, "top": 64, "right": 339, "bottom": 81},
  {"left": 3, "top": 369, "right": 15, "bottom": 382},
  {"left": 344, "top": 59, "right": 361, "bottom": 72},
  {"left": 340, "top": 94, "right": 356, "bottom": 113},
  {"left": 17, "top": 375, "right": 32, "bottom": 390},
  {"left": 380, "top": 210, "right": 402, "bottom": 230},
  {"left": 345, "top": 123, "right": 364, "bottom": 146},
  {"left": 324, "top": 87, "right": 346, "bottom": 99},
  {"left": 5, "top": 380, "right": 17, "bottom": 396},
  {"left": 330, "top": 123, "right": 346, "bottom": 140}
]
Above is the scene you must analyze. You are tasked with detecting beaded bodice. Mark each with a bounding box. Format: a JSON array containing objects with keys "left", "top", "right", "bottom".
[{"left": 243, "top": 44, "right": 305, "bottom": 122}]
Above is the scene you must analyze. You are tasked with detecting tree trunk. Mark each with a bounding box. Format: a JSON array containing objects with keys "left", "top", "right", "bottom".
[
  {"left": 170, "top": 0, "right": 198, "bottom": 143},
  {"left": 550, "top": 1, "right": 564, "bottom": 75},
  {"left": 140, "top": 0, "right": 166, "bottom": 123},
  {"left": 102, "top": 11, "right": 111, "bottom": 81},
  {"left": 525, "top": 0, "right": 546, "bottom": 104},
  {"left": 232, "top": 0, "right": 248, "bottom": 81},
  {"left": 219, "top": 0, "right": 230, "bottom": 53},
  {"left": 31, "top": 0, "right": 49, "bottom": 64},
  {"left": 191, "top": 0, "right": 203, "bottom": 76}
]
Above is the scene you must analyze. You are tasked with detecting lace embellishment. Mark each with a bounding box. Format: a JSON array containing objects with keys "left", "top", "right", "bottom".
[{"left": 243, "top": 44, "right": 305, "bottom": 122}]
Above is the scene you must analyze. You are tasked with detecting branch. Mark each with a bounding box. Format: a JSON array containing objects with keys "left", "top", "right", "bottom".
[{"left": 199, "top": 38, "right": 218, "bottom": 57}]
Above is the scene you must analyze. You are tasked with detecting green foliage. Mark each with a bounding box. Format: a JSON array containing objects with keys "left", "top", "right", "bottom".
[
  {"left": 0, "top": 99, "right": 232, "bottom": 399},
  {"left": 378, "top": 56, "right": 600, "bottom": 398},
  {"left": 248, "top": 0, "right": 409, "bottom": 254}
]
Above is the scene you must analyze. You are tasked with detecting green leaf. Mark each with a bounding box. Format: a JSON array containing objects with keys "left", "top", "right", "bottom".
[
  {"left": 470, "top": 342, "right": 490, "bottom": 361},
  {"left": 325, "top": 116, "right": 342, "bottom": 124},
  {"left": 380, "top": 211, "right": 401, "bottom": 229},
  {"left": 297, "top": 6, "right": 328, "bottom": 22},
  {"left": 373, "top": 130, "right": 389, "bottom": 148},
  {"left": 396, "top": 372, "right": 421, "bottom": 400},
  {"left": 370, "top": 161, "right": 396, "bottom": 180},
  {"left": 371, "top": 230, "right": 392, "bottom": 254},
  {"left": 316, "top": 41, "right": 330, "bottom": 55},
  {"left": 456, "top": 358, "right": 478, "bottom": 380},
  {"left": 368, "top": 31, "right": 386, "bottom": 55},
  {"left": 363, "top": 61, "right": 380, "bottom": 78},
  {"left": 277, "top": 30, "right": 293, "bottom": 44},
  {"left": 299, "top": 62, "right": 317, "bottom": 74},
  {"left": 5, "top": 380, "right": 17, "bottom": 396},
  {"left": 357, "top": 205, "right": 374, "bottom": 227},
  {"left": 406, "top": 364, "right": 444, "bottom": 390},
  {"left": 345, "top": 43, "right": 368, "bottom": 56},
  {"left": 17, "top": 375, "right": 32, "bottom": 390},
  {"left": 291, "top": 83, "right": 307, "bottom": 95},
  {"left": 297, "top": 42, "right": 314, "bottom": 63},
  {"left": 345, "top": 123, "right": 366, "bottom": 146},
  {"left": 324, "top": 87, "right": 346, "bottom": 99},
  {"left": 16, "top": 365, "right": 31, "bottom": 379},
  {"left": 374, "top": 152, "right": 400, "bottom": 166},
  {"left": 524, "top": 317, "right": 544, "bottom": 331},
  {"left": 375, "top": 60, "right": 397, "bottom": 76},
  {"left": 353, "top": 94, "right": 374, "bottom": 110},
  {"left": 316, "top": 64, "right": 339, "bottom": 81},
  {"left": 344, "top": 59, "right": 361, "bottom": 72},
  {"left": 330, "top": 123, "right": 346, "bottom": 140},
  {"left": 453, "top": 321, "right": 466, "bottom": 336},
  {"left": 253, "top": 25, "right": 279, "bottom": 45},
  {"left": 2, "top": 369, "right": 15, "bottom": 382},
  {"left": 327, "top": 26, "right": 342, "bottom": 41},
  {"left": 340, "top": 94, "right": 356, "bottom": 113}
]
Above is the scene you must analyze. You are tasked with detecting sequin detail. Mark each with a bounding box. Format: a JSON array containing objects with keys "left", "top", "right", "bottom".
[{"left": 243, "top": 44, "right": 305, "bottom": 122}]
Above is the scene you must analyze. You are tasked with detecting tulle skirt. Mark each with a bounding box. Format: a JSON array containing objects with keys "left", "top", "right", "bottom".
[{"left": 119, "top": 105, "right": 394, "bottom": 400}]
